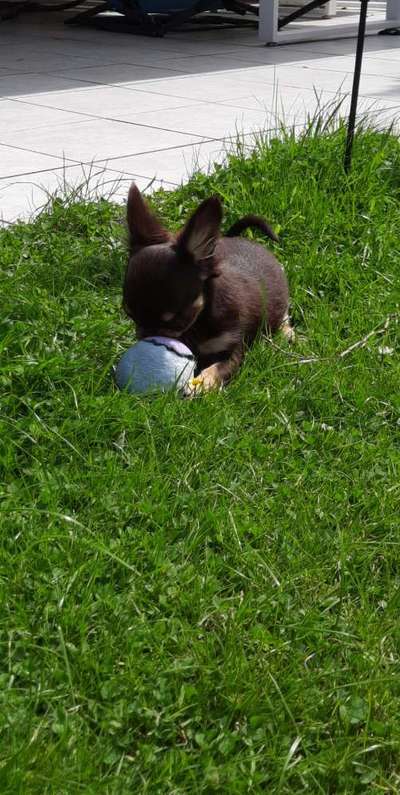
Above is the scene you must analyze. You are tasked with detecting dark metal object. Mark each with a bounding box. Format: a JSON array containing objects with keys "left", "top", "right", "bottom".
[
  {"left": 65, "top": 0, "right": 258, "bottom": 34},
  {"left": 378, "top": 25, "right": 400, "bottom": 33},
  {"left": 65, "top": 0, "right": 329, "bottom": 34},
  {"left": 344, "top": 0, "right": 369, "bottom": 172}
]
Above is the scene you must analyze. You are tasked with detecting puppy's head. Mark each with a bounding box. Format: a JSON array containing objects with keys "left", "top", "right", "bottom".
[{"left": 123, "top": 183, "right": 223, "bottom": 338}]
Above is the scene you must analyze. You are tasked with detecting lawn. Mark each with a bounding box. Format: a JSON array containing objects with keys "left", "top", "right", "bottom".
[{"left": 1, "top": 123, "right": 400, "bottom": 794}]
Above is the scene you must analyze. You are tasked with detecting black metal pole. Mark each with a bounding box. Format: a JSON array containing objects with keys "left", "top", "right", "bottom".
[{"left": 344, "top": 0, "right": 369, "bottom": 172}]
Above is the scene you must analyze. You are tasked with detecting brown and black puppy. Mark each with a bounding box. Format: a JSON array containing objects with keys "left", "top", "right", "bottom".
[{"left": 123, "top": 183, "right": 292, "bottom": 394}]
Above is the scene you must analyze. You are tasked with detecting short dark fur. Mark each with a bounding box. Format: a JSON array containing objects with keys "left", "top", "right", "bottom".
[{"left": 123, "top": 183, "right": 290, "bottom": 390}]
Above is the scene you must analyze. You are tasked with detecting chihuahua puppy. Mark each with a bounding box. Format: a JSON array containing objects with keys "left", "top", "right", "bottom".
[{"left": 123, "top": 183, "right": 292, "bottom": 394}]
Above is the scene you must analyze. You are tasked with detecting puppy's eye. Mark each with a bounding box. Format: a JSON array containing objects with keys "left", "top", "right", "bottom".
[{"left": 161, "top": 311, "right": 175, "bottom": 322}]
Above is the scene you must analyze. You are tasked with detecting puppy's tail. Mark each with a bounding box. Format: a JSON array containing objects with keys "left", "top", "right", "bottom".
[{"left": 226, "top": 214, "right": 279, "bottom": 243}]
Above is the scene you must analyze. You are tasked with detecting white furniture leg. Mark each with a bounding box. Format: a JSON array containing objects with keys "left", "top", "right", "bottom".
[
  {"left": 258, "top": 0, "right": 279, "bottom": 42},
  {"left": 324, "top": 0, "right": 337, "bottom": 16}
]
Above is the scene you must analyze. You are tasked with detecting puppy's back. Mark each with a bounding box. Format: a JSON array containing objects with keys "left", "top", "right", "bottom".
[{"left": 217, "top": 237, "right": 289, "bottom": 333}]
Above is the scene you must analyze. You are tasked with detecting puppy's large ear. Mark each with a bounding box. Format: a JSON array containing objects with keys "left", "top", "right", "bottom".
[
  {"left": 176, "top": 197, "right": 223, "bottom": 273},
  {"left": 127, "top": 183, "right": 170, "bottom": 249}
]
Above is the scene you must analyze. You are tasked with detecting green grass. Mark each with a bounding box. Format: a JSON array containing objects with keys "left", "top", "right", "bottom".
[{"left": 1, "top": 121, "right": 400, "bottom": 794}]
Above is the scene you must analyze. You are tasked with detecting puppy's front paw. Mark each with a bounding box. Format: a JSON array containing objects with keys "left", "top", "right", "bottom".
[
  {"left": 280, "top": 319, "right": 295, "bottom": 343},
  {"left": 183, "top": 365, "right": 222, "bottom": 398}
]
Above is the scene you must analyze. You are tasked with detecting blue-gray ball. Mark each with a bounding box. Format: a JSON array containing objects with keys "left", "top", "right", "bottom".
[{"left": 115, "top": 337, "right": 196, "bottom": 394}]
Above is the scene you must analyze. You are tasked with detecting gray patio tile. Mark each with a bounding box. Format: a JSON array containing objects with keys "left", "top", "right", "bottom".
[
  {"left": 18, "top": 85, "right": 195, "bottom": 118},
  {"left": 0, "top": 118, "right": 210, "bottom": 164}
]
